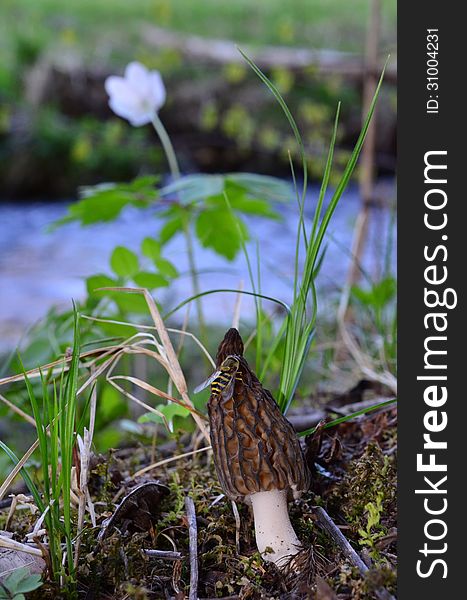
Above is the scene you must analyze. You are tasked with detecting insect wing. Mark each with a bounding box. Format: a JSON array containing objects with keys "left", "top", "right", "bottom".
[
  {"left": 220, "top": 373, "right": 237, "bottom": 401},
  {"left": 193, "top": 369, "right": 221, "bottom": 394}
]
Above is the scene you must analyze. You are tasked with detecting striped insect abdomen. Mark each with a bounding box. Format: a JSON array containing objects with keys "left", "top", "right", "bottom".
[{"left": 211, "top": 371, "right": 235, "bottom": 396}]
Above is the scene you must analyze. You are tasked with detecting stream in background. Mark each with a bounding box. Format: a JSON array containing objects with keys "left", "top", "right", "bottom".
[{"left": 0, "top": 181, "right": 395, "bottom": 353}]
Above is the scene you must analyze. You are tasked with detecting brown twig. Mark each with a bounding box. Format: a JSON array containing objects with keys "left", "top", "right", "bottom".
[
  {"left": 314, "top": 506, "right": 395, "bottom": 600},
  {"left": 314, "top": 506, "right": 367, "bottom": 574},
  {"left": 185, "top": 496, "right": 198, "bottom": 600}
]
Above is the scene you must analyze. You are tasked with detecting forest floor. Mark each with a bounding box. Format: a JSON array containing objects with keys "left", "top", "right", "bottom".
[{"left": 1, "top": 387, "right": 397, "bottom": 599}]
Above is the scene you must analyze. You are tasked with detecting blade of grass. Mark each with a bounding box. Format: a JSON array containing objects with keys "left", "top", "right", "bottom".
[
  {"left": 298, "top": 398, "right": 397, "bottom": 437},
  {"left": 163, "top": 288, "right": 291, "bottom": 321},
  {"left": 278, "top": 61, "right": 388, "bottom": 414},
  {"left": 0, "top": 441, "right": 44, "bottom": 512}
]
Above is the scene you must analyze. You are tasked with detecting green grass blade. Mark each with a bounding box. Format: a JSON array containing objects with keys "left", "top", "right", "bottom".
[
  {"left": 164, "top": 289, "right": 291, "bottom": 321},
  {"left": 0, "top": 441, "right": 44, "bottom": 513},
  {"left": 297, "top": 398, "right": 397, "bottom": 437},
  {"left": 239, "top": 48, "right": 308, "bottom": 231}
]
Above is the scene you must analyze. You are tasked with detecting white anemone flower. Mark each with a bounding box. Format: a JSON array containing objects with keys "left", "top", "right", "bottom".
[{"left": 105, "top": 62, "right": 166, "bottom": 127}]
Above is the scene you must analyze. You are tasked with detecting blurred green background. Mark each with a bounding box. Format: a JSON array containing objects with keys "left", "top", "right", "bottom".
[{"left": 0, "top": 0, "right": 396, "bottom": 198}]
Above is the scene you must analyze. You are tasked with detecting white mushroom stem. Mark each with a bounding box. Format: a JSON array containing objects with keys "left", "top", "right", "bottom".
[{"left": 249, "top": 489, "right": 301, "bottom": 567}]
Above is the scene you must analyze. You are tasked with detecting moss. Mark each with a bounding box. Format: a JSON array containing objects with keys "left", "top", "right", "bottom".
[{"left": 330, "top": 442, "right": 396, "bottom": 531}]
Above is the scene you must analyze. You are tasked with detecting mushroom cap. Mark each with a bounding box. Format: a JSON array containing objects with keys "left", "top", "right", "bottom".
[
  {"left": 208, "top": 329, "right": 310, "bottom": 502},
  {"left": 216, "top": 327, "right": 244, "bottom": 366}
]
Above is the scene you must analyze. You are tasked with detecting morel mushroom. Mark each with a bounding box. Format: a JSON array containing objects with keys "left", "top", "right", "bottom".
[{"left": 204, "top": 328, "right": 310, "bottom": 566}]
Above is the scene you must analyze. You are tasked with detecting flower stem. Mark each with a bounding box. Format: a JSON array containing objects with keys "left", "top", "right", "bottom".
[
  {"left": 152, "top": 114, "right": 181, "bottom": 180},
  {"left": 151, "top": 114, "right": 205, "bottom": 338}
]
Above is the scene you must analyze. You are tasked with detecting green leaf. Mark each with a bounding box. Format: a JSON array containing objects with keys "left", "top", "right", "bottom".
[
  {"left": 55, "top": 190, "right": 133, "bottom": 227},
  {"left": 160, "top": 174, "right": 225, "bottom": 203},
  {"left": 226, "top": 173, "right": 291, "bottom": 203},
  {"left": 124, "top": 175, "right": 159, "bottom": 191},
  {"left": 159, "top": 213, "right": 184, "bottom": 245},
  {"left": 53, "top": 176, "right": 159, "bottom": 228},
  {"left": 141, "top": 237, "right": 161, "bottom": 260},
  {"left": 160, "top": 173, "right": 291, "bottom": 205},
  {"left": 228, "top": 194, "right": 280, "bottom": 219},
  {"left": 153, "top": 257, "right": 178, "bottom": 279},
  {"left": 113, "top": 292, "right": 151, "bottom": 314},
  {"left": 195, "top": 207, "right": 249, "bottom": 260},
  {"left": 110, "top": 246, "right": 139, "bottom": 278},
  {"left": 10, "top": 571, "right": 42, "bottom": 594},
  {"left": 86, "top": 274, "right": 118, "bottom": 296},
  {"left": 139, "top": 403, "right": 191, "bottom": 433},
  {"left": 100, "top": 385, "right": 128, "bottom": 422},
  {"left": 352, "top": 277, "right": 396, "bottom": 310},
  {"left": 133, "top": 272, "right": 169, "bottom": 288}
]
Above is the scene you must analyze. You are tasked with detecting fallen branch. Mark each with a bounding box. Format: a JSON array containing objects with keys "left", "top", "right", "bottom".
[{"left": 132, "top": 445, "right": 211, "bottom": 479}]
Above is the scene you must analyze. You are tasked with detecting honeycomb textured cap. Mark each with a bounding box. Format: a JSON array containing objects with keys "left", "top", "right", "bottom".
[
  {"left": 209, "top": 329, "right": 310, "bottom": 502},
  {"left": 215, "top": 327, "right": 244, "bottom": 366}
]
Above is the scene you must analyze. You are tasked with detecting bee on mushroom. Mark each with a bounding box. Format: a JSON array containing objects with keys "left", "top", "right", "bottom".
[{"left": 196, "top": 328, "right": 310, "bottom": 568}]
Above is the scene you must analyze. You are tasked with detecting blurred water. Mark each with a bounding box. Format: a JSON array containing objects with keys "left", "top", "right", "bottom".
[{"left": 0, "top": 182, "right": 395, "bottom": 352}]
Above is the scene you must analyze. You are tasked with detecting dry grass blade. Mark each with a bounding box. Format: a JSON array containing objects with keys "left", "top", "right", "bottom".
[
  {"left": 232, "top": 282, "right": 244, "bottom": 330},
  {"left": 167, "top": 327, "right": 215, "bottom": 368},
  {"left": 0, "top": 392, "right": 36, "bottom": 427},
  {"left": 109, "top": 375, "right": 207, "bottom": 421},
  {"left": 98, "top": 287, "right": 210, "bottom": 441},
  {"left": 0, "top": 534, "right": 43, "bottom": 557},
  {"left": 132, "top": 446, "right": 211, "bottom": 479},
  {"left": 106, "top": 377, "right": 172, "bottom": 432},
  {"left": 338, "top": 316, "right": 397, "bottom": 393},
  {"left": 0, "top": 440, "right": 40, "bottom": 501},
  {"left": 0, "top": 344, "right": 126, "bottom": 387}
]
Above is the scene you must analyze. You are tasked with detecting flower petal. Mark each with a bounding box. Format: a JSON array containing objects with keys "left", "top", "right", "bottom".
[
  {"left": 147, "top": 71, "right": 166, "bottom": 111},
  {"left": 127, "top": 111, "right": 155, "bottom": 127},
  {"left": 125, "top": 62, "right": 151, "bottom": 96},
  {"left": 105, "top": 63, "right": 166, "bottom": 125},
  {"left": 108, "top": 98, "right": 151, "bottom": 126}
]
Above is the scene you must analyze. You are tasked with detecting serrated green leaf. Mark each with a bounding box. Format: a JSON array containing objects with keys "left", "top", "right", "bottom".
[
  {"left": 110, "top": 246, "right": 139, "bottom": 278},
  {"left": 141, "top": 237, "right": 161, "bottom": 260},
  {"left": 133, "top": 272, "right": 169, "bottom": 288},
  {"left": 195, "top": 207, "right": 249, "bottom": 260}
]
